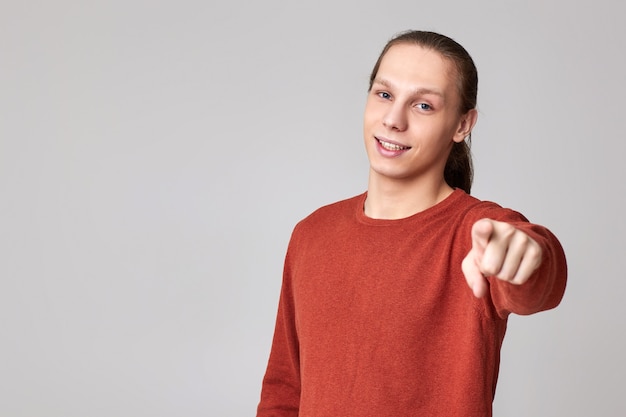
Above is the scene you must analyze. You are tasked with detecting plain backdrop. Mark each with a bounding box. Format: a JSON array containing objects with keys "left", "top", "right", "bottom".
[{"left": 1, "top": 1, "right": 624, "bottom": 416}]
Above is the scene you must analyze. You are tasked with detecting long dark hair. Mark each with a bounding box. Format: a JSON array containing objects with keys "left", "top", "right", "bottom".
[{"left": 368, "top": 30, "right": 478, "bottom": 194}]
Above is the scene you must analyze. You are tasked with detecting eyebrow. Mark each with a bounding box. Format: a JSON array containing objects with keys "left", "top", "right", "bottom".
[{"left": 373, "top": 77, "right": 445, "bottom": 99}]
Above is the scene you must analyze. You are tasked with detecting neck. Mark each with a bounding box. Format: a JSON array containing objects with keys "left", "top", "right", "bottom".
[{"left": 364, "top": 172, "right": 454, "bottom": 219}]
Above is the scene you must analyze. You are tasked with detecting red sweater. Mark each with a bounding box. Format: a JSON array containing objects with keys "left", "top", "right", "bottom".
[{"left": 257, "top": 189, "right": 567, "bottom": 417}]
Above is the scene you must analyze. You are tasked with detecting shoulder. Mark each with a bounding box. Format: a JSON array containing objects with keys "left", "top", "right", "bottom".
[
  {"left": 297, "top": 193, "right": 364, "bottom": 228},
  {"left": 452, "top": 190, "right": 530, "bottom": 224},
  {"left": 283, "top": 193, "right": 364, "bottom": 254},
  {"left": 286, "top": 192, "right": 365, "bottom": 239}
]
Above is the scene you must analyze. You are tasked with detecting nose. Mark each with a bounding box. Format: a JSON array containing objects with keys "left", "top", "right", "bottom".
[{"left": 382, "top": 102, "right": 408, "bottom": 131}]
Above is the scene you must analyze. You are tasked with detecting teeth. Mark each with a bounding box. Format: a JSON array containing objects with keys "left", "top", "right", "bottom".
[{"left": 379, "top": 139, "right": 409, "bottom": 151}]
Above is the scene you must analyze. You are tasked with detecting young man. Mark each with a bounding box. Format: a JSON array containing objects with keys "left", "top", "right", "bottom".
[{"left": 257, "top": 30, "right": 567, "bottom": 417}]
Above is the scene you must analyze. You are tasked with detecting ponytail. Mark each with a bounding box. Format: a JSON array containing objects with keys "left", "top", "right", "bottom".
[{"left": 444, "top": 139, "right": 473, "bottom": 194}]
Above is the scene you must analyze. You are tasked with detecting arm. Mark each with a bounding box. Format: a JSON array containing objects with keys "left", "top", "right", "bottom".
[
  {"left": 257, "top": 244, "right": 301, "bottom": 416},
  {"left": 462, "top": 218, "right": 567, "bottom": 316}
]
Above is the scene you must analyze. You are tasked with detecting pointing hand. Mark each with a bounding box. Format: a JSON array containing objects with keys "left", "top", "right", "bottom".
[{"left": 461, "top": 219, "right": 543, "bottom": 298}]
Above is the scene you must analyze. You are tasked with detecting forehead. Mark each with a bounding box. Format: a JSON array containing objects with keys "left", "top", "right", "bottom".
[{"left": 377, "top": 43, "right": 456, "bottom": 93}]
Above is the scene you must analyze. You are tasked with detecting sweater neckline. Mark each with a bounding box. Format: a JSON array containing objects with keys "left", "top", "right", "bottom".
[{"left": 355, "top": 188, "right": 465, "bottom": 226}]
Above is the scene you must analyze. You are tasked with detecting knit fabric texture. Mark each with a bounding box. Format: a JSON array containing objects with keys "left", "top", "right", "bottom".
[{"left": 257, "top": 189, "right": 567, "bottom": 417}]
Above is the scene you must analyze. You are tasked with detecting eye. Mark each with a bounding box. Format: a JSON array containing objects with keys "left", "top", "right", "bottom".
[
  {"left": 416, "top": 103, "right": 432, "bottom": 111},
  {"left": 377, "top": 91, "right": 392, "bottom": 100}
]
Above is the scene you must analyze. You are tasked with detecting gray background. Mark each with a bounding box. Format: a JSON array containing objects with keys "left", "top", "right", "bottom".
[{"left": 1, "top": 0, "right": 623, "bottom": 416}]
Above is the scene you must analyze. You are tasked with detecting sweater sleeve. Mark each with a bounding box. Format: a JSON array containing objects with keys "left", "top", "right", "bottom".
[
  {"left": 466, "top": 204, "right": 568, "bottom": 319},
  {"left": 488, "top": 220, "right": 567, "bottom": 318},
  {"left": 257, "top": 233, "right": 301, "bottom": 417}
]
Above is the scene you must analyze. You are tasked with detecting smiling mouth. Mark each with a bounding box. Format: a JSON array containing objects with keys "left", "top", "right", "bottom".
[{"left": 377, "top": 138, "right": 411, "bottom": 151}]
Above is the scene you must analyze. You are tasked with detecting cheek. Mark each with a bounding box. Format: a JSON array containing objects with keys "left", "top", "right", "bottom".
[
  {"left": 423, "top": 116, "right": 458, "bottom": 139},
  {"left": 363, "top": 98, "right": 382, "bottom": 122},
  {"left": 363, "top": 114, "right": 377, "bottom": 137},
  {"left": 363, "top": 108, "right": 373, "bottom": 128}
]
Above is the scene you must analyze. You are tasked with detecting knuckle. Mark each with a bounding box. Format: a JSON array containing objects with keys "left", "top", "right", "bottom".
[
  {"left": 511, "top": 275, "right": 530, "bottom": 285},
  {"left": 502, "top": 226, "right": 516, "bottom": 240},
  {"left": 511, "top": 229, "right": 528, "bottom": 246},
  {"left": 527, "top": 242, "right": 541, "bottom": 260},
  {"left": 481, "top": 262, "right": 498, "bottom": 277},
  {"left": 497, "top": 269, "right": 515, "bottom": 282}
]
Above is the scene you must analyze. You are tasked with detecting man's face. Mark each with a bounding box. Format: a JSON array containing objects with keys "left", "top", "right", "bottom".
[{"left": 363, "top": 43, "right": 470, "bottom": 186}]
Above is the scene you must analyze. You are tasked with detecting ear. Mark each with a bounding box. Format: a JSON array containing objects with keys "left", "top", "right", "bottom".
[{"left": 452, "top": 109, "right": 478, "bottom": 143}]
